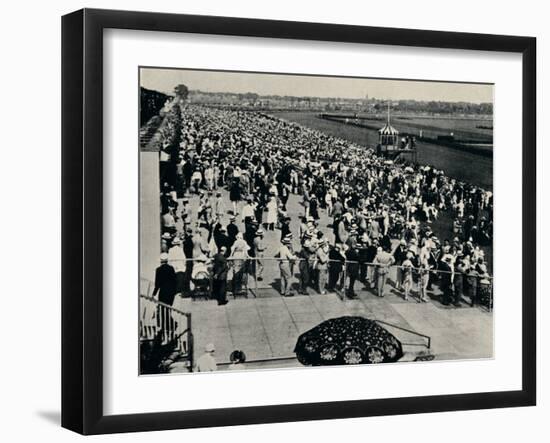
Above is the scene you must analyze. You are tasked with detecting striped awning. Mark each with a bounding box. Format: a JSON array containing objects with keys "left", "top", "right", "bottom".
[{"left": 379, "top": 123, "right": 399, "bottom": 136}]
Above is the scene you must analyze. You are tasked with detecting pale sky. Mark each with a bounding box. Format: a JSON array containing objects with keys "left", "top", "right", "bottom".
[{"left": 140, "top": 67, "right": 493, "bottom": 104}]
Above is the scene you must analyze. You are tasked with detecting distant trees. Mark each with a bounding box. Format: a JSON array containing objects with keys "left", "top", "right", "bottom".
[
  {"left": 184, "top": 89, "right": 493, "bottom": 115},
  {"left": 174, "top": 84, "right": 189, "bottom": 101},
  {"left": 392, "top": 99, "right": 493, "bottom": 115}
]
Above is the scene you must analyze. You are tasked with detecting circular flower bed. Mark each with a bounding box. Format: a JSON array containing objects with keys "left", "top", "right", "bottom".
[{"left": 294, "top": 316, "right": 403, "bottom": 366}]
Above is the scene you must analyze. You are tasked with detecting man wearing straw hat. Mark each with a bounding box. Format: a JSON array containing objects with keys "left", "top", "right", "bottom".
[
  {"left": 276, "top": 234, "right": 297, "bottom": 297},
  {"left": 298, "top": 239, "right": 314, "bottom": 295},
  {"left": 373, "top": 246, "right": 395, "bottom": 297},
  {"left": 253, "top": 228, "right": 266, "bottom": 282},
  {"left": 315, "top": 239, "right": 330, "bottom": 294},
  {"left": 168, "top": 236, "right": 186, "bottom": 296}
]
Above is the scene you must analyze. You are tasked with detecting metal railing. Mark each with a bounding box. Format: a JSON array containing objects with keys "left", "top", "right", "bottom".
[
  {"left": 141, "top": 255, "right": 498, "bottom": 369},
  {"left": 374, "top": 319, "right": 431, "bottom": 349},
  {"left": 139, "top": 282, "right": 194, "bottom": 370},
  {"left": 161, "top": 255, "right": 493, "bottom": 311}
]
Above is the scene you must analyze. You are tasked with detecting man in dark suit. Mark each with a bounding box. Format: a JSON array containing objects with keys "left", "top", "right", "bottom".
[
  {"left": 280, "top": 216, "right": 292, "bottom": 241},
  {"left": 226, "top": 215, "right": 239, "bottom": 248},
  {"left": 213, "top": 222, "right": 231, "bottom": 255},
  {"left": 345, "top": 244, "right": 359, "bottom": 299},
  {"left": 439, "top": 256, "right": 454, "bottom": 306},
  {"left": 182, "top": 228, "right": 194, "bottom": 293},
  {"left": 392, "top": 239, "right": 408, "bottom": 290},
  {"left": 182, "top": 159, "right": 194, "bottom": 194},
  {"left": 212, "top": 247, "right": 229, "bottom": 305},
  {"left": 327, "top": 244, "right": 345, "bottom": 292},
  {"left": 357, "top": 235, "right": 370, "bottom": 286},
  {"left": 152, "top": 253, "right": 177, "bottom": 306}
]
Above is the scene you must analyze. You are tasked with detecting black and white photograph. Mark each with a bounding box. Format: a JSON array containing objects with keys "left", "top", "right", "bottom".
[{"left": 139, "top": 67, "right": 494, "bottom": 374}]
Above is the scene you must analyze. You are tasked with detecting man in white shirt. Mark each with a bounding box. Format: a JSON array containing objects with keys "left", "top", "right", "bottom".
[
  {"left": 373, "top": 247, "right": 395, "bottom": 297},
  {"left": 167, "top": 237, "right": 186, "bottom": 273},
  {"left": 161, "top": 211, "right": 176, "bottom": 234},
  {"left": 241, "top": 198, "right": 256, "bottom": 222},
  {"left": 196, "top": 343, "right": 217, "bottom": 372}
]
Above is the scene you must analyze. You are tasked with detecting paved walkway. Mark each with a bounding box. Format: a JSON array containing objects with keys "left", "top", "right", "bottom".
[{"left": 170, "top": 286, "right": 492, "bottom": 373}]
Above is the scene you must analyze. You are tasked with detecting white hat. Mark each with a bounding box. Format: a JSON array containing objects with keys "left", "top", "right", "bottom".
[
  {"left": 160, "top": 253, "right": 169, "bottom": 262},
  {"left": 205, "top": 343, "right": 215, "bottom": 353}
]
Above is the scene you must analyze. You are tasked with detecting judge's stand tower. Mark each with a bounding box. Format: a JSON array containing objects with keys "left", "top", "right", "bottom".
[{"left": 376, "top": 102, "right": 417, "bottom": 163}]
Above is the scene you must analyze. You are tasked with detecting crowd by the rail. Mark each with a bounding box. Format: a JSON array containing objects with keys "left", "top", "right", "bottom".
[{"left": 151, "top": 101, "right": 493, "bottom": 310}]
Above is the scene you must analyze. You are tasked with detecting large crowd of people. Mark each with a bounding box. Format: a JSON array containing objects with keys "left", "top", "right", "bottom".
[{"left": 151, "top": 100, "right": 493, "bottom": 310}]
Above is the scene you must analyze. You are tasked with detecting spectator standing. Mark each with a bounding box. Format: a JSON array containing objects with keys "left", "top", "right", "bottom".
[
  {"left": 277, "top": 235, "right": 297, "bottom": 297},
  {"left": 392, "top": 239, "right": 408, "bottom": 290},
  {"left": 373, "top": 247, "right": 395, "bottom": 297},
  {"left": 418, "top": 258, "right": 431, "bottom": 303},
  {"left": 316, "top": 240, "right": 330, "bottom": 294},
  {"left": 229, "top": 233, "right": 250, "bottom": 296},
  {"left": 253, "top": 229, "right": 266, "bottom": 281},
  {"left": 212, "top": 246, "right": 229, "bottom": 305},
  {"left": 266, "top": 196, "right": 278, "bottom": 231},
  {"left": 345, "top": 244, "right": 360, "bottom": 299},
  {"left": 439, "top": 256, "right": 455, "bottom": 306},
  {"left": 401, "top": 253, "right": 414, "bottom": 301},
  {"left": 152, "top": 253, "right": 177, "bottom": 307},
  {"left": 196, "top": 343, "right": 217, "bottom": 372},
  {"left": 328, "top": 243, "right": 346, "bottom": 292}
]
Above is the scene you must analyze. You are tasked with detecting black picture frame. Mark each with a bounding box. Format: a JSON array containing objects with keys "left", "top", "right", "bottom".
[{"left": 62, "top": 8, "right": 536, "bottom": 435}]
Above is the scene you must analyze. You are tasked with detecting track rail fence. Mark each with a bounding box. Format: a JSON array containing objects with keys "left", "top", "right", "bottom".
[{"left": 153, "top": 256, "right": 493, "bottom": 311}]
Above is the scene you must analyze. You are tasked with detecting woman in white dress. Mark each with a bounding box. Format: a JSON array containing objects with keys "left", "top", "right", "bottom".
[
  {"left": 230, "top": 233, "right": 250, "bottom": 295},
  {"left": 266, "top": 196, "right": 278, "bottom": 231}
]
